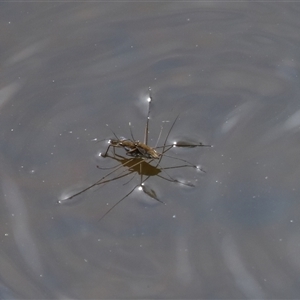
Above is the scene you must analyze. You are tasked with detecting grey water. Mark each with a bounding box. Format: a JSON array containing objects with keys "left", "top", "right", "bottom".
[{"left": 1, "top": 3, "right": 300, "bottom": 299}]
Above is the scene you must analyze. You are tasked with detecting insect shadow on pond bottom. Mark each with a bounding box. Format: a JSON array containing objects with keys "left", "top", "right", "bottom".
[{"left": 59, "top": 92, "right": 212, "bottom": 221}]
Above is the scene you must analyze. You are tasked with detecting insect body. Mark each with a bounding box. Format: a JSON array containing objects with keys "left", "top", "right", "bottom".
[
  {"left": 60, "top": 90, "right": 211, "bottom": 221},
  {"left": 104, "top": 138, "right": 160, "bottom": 159}
]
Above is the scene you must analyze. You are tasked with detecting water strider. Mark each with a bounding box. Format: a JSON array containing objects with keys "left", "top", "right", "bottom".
[{"left": 59, "top": 91, "right": 211, "bottom": 220}]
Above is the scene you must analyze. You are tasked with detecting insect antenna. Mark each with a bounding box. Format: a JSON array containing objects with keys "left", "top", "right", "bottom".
[{"left": 103, "top": 124, "right": 120, "bottom": 141}]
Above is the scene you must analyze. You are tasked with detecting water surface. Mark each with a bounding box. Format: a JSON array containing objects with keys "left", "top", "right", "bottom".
[{"left": 1, "top": 2, "right": 300, "bottom": 299}]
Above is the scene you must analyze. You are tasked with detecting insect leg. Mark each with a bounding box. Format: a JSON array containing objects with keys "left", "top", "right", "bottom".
[
  {"left": 157, "top": 114, "right": 179, "bottom": 167},
  {"left": 98, "top": 184, "right": 139, "bottom": 221},
  {"left": 144, "top": 89, "right": 152, "bottom": 145},
  {"left": 61, "top": 156, "right": 140, "bottom": 201},
  {"left": 102, "top": 143, "right": 112, "bottom": 157}
]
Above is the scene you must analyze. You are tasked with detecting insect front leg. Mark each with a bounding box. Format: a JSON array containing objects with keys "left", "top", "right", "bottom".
[
  {"left": 102, "top": 142, "right": 117, "bottom": 157},
  {"left": 102, "top": 144, "right": 111, "bottom": 157},
  {"left": 103, "top": 139, "right": 124, "bottom": 157}
]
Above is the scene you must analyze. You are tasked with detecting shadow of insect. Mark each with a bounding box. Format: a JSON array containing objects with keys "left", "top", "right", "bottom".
[{"left": 59, "top": 91, "right": 211, "bottom": 221}]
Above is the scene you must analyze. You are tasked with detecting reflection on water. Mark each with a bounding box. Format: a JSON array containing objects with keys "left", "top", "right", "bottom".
[{"left": 1, "top": 2, "right": 300, "bottom": 298}]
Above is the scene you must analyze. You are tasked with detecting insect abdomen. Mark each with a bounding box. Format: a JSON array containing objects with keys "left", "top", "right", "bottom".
[{"left": 137, "top": 143, "right": 159, "bottom": 159}]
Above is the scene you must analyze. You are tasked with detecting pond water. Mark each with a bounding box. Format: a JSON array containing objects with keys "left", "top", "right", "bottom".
[{"left": 1, "top": 3, "right": 300, "bottom": 299}]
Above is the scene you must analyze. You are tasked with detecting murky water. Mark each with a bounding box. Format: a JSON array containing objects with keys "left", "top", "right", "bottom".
[{"left": 1, "top": 3, "right": 300, "bottom": 298}]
